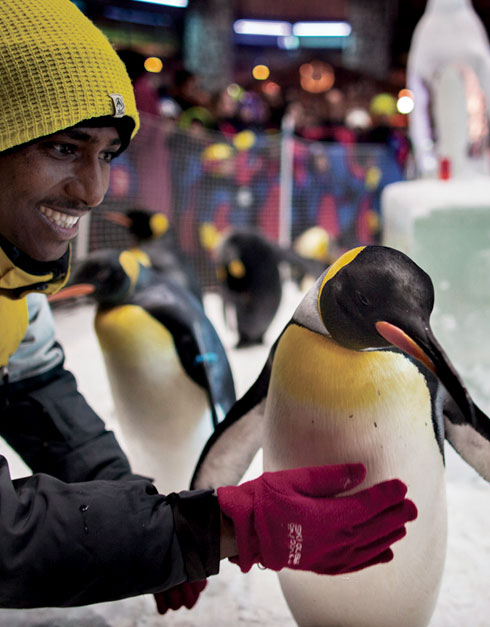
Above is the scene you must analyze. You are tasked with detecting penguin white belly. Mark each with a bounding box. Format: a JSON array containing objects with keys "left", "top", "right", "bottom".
[
  {"left": 262, "top": 325, "right": 447, "bottom": 627},
  {"left": 95, "top": 305, "right": 212, "bottom": 493}
]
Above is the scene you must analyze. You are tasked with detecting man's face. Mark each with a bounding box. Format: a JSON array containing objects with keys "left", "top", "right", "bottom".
[{"left": 0, "top": 126, "right": 121, "bottom": 262}]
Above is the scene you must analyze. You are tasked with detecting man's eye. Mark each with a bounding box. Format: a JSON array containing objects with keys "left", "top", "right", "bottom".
[
  {"left": 45, "top": 142, "right": 76, "bottom": 156},
  {"left": 100, "top": 151, "right": 117, "bottom": 163}
]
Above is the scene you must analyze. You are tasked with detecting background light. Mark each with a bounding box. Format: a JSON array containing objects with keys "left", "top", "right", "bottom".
[
  {"left": 277, "top": 35, "right": 300, "bottom": 50},
  {"left": 262, "top": 81, "right": 281, "bottom": 97},
  {"left": 299, "top": 61, "right": 335, "bottom": 93},
  {"left": 252, "top": 64, "right": 270, "bottom": 80},
  {"left": 132, "top": 0, "right": 188, "bottom": 5},
  {"left": 144, "top": 56, "right": 163, "bottom": 73},
  {"left": 292, "top": 21, "right": 352, "bottom": 37},
  {"left": 234, "top": 20, "right": 291, "bottom": 37},
  {"left": 397, "top": 89, "right": 415, "bottom": 114},
  {"left": 227, "top": 83, "right": 243, "bottom": 100},
  {"left": 132, "top": 0, "right": 188, "bottom": 6},
  {"left": 397, "top": 96, "right": 415, "bottom": 114}
]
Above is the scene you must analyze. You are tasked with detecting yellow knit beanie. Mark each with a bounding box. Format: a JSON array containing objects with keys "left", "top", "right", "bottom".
[{"left": 0, "top": 0, "right": 139, "bottom": 153}]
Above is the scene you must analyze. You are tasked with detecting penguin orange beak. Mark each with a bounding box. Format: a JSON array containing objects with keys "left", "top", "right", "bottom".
[
  {"left": 375, "top": 321, "right": 436, "bottom": 374},
  {"left": 48, "top": 284, "right": 95, "bottom": 302},
  {"left": 376, "top": 320, "right": 475, "bottom": 425}
]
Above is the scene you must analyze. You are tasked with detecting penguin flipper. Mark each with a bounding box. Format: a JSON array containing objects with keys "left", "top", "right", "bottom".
[
  {"left": 136, "top": 282, "right": 236, "bottom": 429},
  {"left": 190, "top": 348, "right": 275, "bottom": 491},
  {"left": 443, "top": 394, "right": 490, "bottom": 482}
]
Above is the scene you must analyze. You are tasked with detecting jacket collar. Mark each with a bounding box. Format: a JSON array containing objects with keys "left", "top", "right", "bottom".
[{"left": 0, "top": 234, "right": 70, "bottom": 298}]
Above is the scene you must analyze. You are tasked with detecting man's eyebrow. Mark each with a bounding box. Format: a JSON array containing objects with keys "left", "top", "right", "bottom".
[{"left": 57, "top": 129, "right": 121, "bottom": 146}]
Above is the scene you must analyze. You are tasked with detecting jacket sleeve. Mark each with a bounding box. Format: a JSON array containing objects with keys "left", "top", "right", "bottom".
[
  {"left": 0, "top": 305, "right": 222, "bottom": 607},
  {"left": 2, "top": 290, "right": 142, "bottom": 482},
  {"left": 0, "top": 457, "right": 221, "bottom": 608},
  {"left": 1, "top": 364, "right": 145, "bottom": 483}
]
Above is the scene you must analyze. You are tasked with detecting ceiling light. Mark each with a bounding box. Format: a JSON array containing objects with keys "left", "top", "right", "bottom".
[
  {"left": 292, "top": 21, "right": 352, "bottom": 37},
  {"left": 234, "top": 20, "right": 291, "bottom": 37},
  {"left": 132, "top": 0, "right": 188, "bottom": 7}
]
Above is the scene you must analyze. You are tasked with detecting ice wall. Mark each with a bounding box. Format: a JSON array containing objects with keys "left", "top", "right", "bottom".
[{"left": 382, "top": 179, "right": 490, "bottom": 413}]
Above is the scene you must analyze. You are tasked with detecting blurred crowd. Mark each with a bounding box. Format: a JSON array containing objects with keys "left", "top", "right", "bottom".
[{"left": 106, "top": 50, "right": 411, "bottom": 273}]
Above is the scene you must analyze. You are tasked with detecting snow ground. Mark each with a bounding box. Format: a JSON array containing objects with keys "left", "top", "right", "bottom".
[{"left": 0, "top": 281, "right": 489, "bottom": 626}]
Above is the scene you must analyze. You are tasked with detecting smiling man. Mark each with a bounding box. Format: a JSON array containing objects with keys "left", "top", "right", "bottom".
[
  {"left": 0, "top": 125, "right": 121, "bottom": 262},
  {"left": 0, "top": 0, "right": 417, "bottom": 615}
]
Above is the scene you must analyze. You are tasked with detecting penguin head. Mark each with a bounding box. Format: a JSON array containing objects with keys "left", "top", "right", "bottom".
[
  {"left": 318, "top": 246, "right": 434, "bottom": 351},
  {"left": 103, "top": 209, "right": 169, "bottom": 242},
  {"left": 127, "top": 210, "right": 169, "bottom": 240},
  {"left": 49, "top": 249, "right": 140, "bottom": 307},
  {"left": 315, "top": 245, "right": 474, "bottom": 423}
]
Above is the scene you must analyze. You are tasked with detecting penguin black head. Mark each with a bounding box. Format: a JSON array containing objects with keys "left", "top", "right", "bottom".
[
  {"left": 318, "top": 246, "right": 434, "bottom": 351},
  {"left": 103, "top": 209, "right": 169, "bottom": 242},
  {"left": 49, "top": 249, "right": 140, "bottom": 307},
  {"left": 318, "top": 245, "right": 474, "bottom": 424},
  {"left": 126, "top": 210, "right": 169, "bottom": 241}
]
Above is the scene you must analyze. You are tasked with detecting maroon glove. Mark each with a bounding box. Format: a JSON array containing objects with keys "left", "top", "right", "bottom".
[
  {"left": 217, "top": 463, "right": 417, "bottom": 575},
  {"left": 153, "top": 580, "right": 207, "bottom": 614}
]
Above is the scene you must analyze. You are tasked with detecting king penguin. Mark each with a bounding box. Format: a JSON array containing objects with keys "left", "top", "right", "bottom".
[
  {"left": 213, "top": 227, "right": 283, "bottom": 348},
  {"left": 191, "top": 245, "right": 490, "bottom": 627},
  {"left": 104, "top": 208, "right": 204, "bottom": 304},
  {"left": 50, "top": 248, "right": 236, "bottom": 494}
]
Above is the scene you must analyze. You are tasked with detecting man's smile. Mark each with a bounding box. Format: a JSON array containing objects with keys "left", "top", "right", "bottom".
[{"left": 39, "top": 205, "right": 81, "bottom": 229}]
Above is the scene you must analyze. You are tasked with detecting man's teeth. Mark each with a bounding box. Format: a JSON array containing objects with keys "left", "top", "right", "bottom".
[{"left": 40, "top": 206, "right": 80, "bottom": 228}]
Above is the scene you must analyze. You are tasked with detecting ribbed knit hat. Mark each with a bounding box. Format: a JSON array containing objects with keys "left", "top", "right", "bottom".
[{"left": 0, "top": 0, "right": 139, "bottom": 153}]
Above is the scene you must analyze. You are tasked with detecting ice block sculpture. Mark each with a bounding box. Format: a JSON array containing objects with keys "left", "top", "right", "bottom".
[{"left": 407, "top": 0, "right": 490, "bottom": 178}]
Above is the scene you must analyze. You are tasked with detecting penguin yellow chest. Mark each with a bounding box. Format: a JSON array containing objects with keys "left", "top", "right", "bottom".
[
  {"left": 95, "top": 305, "right": 211, "bottom": 492},
  {"left": 263, "top": 324, "right": 440, "bottom": 479},
  {"left": 95, "top": 305, "right": 200, "bottom": 404},
  {"left": 262, "top": 324, "right": 447, "bottom": 627}
]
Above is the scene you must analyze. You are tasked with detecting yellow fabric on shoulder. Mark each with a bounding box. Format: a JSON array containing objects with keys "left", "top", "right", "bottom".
[
  {"left": 0, "top": 297, "right": 28, "bottom": 368},
  {"left": 0, "top": 243, "right": 70, "bottom": 366}
]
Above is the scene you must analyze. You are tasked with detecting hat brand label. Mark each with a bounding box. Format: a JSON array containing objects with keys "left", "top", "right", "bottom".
[{"left": 110, "top": 93, "right": 125, "bottom": 117}]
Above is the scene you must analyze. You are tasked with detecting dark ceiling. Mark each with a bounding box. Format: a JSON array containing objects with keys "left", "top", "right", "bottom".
[
  {"left": 234, "top": 0, "right": 490, "bottom": 71},
  {"left": 87, "top": 0, "right": 490, "bottom": 93}
]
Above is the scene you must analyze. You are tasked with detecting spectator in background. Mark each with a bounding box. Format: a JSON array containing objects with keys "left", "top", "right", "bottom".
[
  {"left": 209, "top": 87, "right": 242, "bottom": 137},
  {"left": 171, "top": 68, "right": 209, "bottom": 112}
]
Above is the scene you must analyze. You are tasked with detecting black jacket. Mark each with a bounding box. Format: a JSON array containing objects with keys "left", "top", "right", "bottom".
[{"left": 0, "top": 240, "right": 220, "bottom": 608}]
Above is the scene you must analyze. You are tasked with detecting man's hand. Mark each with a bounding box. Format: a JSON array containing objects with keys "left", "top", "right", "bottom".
[
  {"left": 154, "top": 580, "right": 207, "bottom": 614},
  {"left": 217, "top": 463, "right": 417, "bottom": 574}
]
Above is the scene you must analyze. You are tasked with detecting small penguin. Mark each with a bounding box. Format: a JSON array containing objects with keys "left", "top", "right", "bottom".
[
  {"left": 50, "top": 249, "right": 236, "bottom": 493},
  {"left": 214, "top": 228, "right": 283, "bottom": 348},
  {"left": 191, "top": 245, "right": 490, "bottom": 627},
  {"left": 104, "top": 208, "right": 203, "bottom": 303}
]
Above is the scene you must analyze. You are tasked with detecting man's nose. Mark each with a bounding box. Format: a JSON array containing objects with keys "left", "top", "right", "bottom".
[{"left": 64, "top": 157, "right": 110, "bottom": 208}]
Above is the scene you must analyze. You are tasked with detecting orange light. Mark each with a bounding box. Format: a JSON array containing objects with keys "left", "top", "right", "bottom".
[
  {"left": 299, "top": 61, "right": 334, "bottom": 94},
  {"left": 397, "top": 88, "right": 413, "bottom": 99},
  {"left": 252, "top": 64, "right": 270, "bottom": 80},
  {"left": 262, "top": 80, "right": 280, "bottom": 96},
  {"left": 144, "top": 56, "right": 163, "bottom": 73}
]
